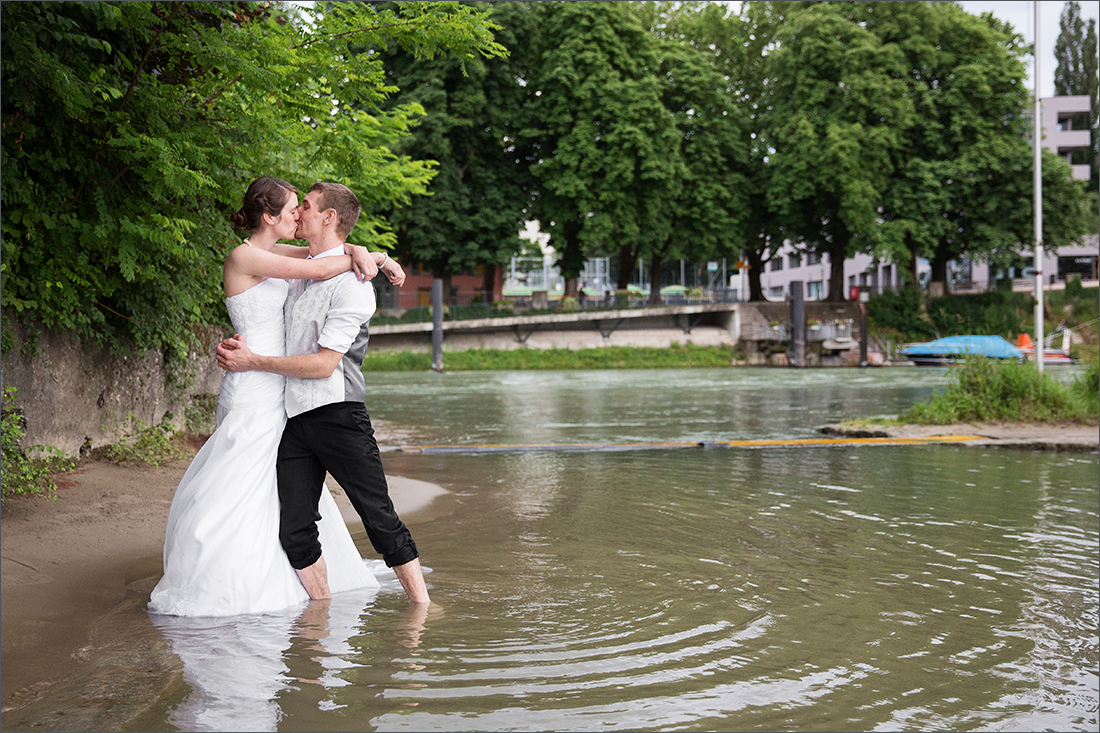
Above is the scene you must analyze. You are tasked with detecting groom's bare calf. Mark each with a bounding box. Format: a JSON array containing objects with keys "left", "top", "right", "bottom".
[
  {"left": 393, "top": 558, "right": 430, "bottom": 603},
  {"left": 296, "top": 555, "right": 331, "bottom": 600}
]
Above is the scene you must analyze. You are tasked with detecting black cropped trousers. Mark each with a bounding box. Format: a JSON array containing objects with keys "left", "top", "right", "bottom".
[{"left": 277, "top": 401, "right": 419, "bottom": 570}]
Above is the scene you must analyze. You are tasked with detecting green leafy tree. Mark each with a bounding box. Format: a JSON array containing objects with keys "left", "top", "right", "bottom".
[
  {"left": 373, "top": 1, "right": 533, "bottom": 303},
  {"left": 523, "top": 1, "right": 680, "bottom": 296},
  {"left": 763, "top": 1, "right": 913, "bottom": 301},
  {"left": 1, "top": 1, "right": 503, "bottom": 356},
  {"left": 868, "top": 2, "right": 1091, "bottom": 288},
  {"left": 1054, "top": 0, "right": 1099, "bottom": 184},
  {"left": 639, "top": 2, "right": 750, "bottom": 303}
]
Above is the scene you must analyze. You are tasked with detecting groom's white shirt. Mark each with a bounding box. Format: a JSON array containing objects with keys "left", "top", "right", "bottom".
[{"left": 284, "top": 245, "right": 375, "bottom": 418}]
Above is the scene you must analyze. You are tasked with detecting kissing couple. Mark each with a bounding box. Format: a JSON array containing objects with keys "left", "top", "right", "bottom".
[{"left": 148, "top": 178, "right": 429, "bottom": 616}]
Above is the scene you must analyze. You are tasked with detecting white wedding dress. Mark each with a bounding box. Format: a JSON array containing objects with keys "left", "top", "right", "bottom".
[{"left": 148, "top": 278, "right": 379, "bottom": 617}]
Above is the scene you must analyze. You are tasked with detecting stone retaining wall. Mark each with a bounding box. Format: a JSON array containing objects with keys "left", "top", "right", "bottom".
[{"left": 1, "top": 323, "right": 228, "bottom": 457}]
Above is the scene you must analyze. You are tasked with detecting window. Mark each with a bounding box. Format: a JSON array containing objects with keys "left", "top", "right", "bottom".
[
  {"left": 788, "top": 253, "right": 802, "bottom": 269},
  {"left": 808, "top": 281, "right": 823, "bottom": 300},
  {"left": 807, "top": 253, "right": 821, "bottom": 266},
  {"left": 768, "top": 286, "right": 785, "bottom": 299},
  {"left": 769, "top": 258, "right": 784, "bottom": 271},
  {"left": 881, "top": 265, "right": 892, "bottom": 291}
]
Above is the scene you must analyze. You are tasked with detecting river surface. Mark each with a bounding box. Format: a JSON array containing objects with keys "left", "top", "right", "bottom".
[{"left": 19, "top": 368, "right": 1100, "bottom": 731}]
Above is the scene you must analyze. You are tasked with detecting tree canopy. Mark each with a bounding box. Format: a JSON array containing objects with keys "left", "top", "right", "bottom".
[
  {"left": 1, "top": 0, "right": 503, "bottom": 354},
  {"left": 373, "top": 2, "right": 534, "bottom": 299},
  {"left": 1, "top": 0, "right": 1092, "bottom": 343}
]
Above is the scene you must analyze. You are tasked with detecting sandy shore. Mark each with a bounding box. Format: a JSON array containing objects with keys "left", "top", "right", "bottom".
[
  {"left": 818, "top": 421, "right": 1100, "bottom": 451},
  {"left": 0, "top": 419, "right": 444, "bottom": 716}
]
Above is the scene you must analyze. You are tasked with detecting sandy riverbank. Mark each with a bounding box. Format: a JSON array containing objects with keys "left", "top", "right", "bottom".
[
  {"left": 818, "top": 421, "right": 1100, "bottom": 451},
  {"left": 0, "top": 418, "right": 445, "bottom": 717}
]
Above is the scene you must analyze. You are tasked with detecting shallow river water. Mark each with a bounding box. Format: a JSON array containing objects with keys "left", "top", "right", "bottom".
[{"left": 21, "top": 368, "right": 1100, "bottom": 731}]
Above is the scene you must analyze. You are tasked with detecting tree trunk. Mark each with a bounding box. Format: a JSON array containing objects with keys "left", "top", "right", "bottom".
[
  {"left": 482, "top": 263, "right": 502, "bottom": 303},
  {"left": 825, "top": 230, "right": 850, "bottom": 302},
  {"left": 746, "top": 244, "right": 765, "bottom": 302},
  {"left": 616, "top": 245, "right": 638, "bottom": 291},
  {"left": 564, "top": 277, "right": 578, "bottom": 298},
  {"left": 929, "top": 245, "right": 949, "bottom": 295},
  {"left": 648, "top": 254, "right": 663, "bottom": 304},
  {"left": 908, "top": 250, "right": 921, "bottom": 289}
]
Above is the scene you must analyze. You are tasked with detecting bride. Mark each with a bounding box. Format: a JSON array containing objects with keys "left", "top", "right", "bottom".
[{"left": 148, "top": 177, "right": 403, "bottom": 617}]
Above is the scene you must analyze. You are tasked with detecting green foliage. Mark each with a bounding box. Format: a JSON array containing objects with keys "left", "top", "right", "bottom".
[
  {"left": 926, "top": 290, "right": 1032, "bottom": 339},
  {"left": 1, "top": 387, "right": 73, "bottom": 502},
  {"left": 104, "top": 413, "right": 186, "bottom": 466},
  {"left": 1045, "top": 284, "right": 1099, "bottom": 328},
  {"left": 360, "top": 344, "right": 739, "bottom": 371},
  {"left": 901, "top": 357, "right": 1098, "bottom": 425},
  {"left": 523, "top": 2, "right": 681, "bottom": 284},
  {"left": 866, "top": 288, "right": 937, "bottom": 341},
  {"left": 183, "top": 393, "right": 219, "bottom": 436},
  {"left": 375, "top": 2, "right": 531, "bottom": 283},
  {"left": 637, "top": 2, "right": 751, "bottom": 294},
  {"left": 1, "top": 1, "right": 505, "bottom": 357},
  {"left": 764, "top": 1, "right": 914, "bottom": 300}
]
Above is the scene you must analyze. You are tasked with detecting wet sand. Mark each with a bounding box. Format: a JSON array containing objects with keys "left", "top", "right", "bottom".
[
  {"left": 0, "top": 419, "right": 444, "bottom": 721},
  {"left": 818, "top": 421, "right": 1100, "bottom": 451}
]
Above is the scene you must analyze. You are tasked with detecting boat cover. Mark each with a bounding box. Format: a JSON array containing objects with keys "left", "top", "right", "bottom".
[{"left": 901, "top": 335, "right": 1023, "bottom": 359}]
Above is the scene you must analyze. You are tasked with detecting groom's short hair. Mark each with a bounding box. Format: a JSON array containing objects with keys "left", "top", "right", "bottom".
[{"left": 309, "top": 182, "right": 361, "bottom": 239}]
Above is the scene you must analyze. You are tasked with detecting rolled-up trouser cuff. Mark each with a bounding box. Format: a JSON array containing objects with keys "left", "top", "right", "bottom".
[
  {"left": 286, "top": 543, "right": 323, "bottom": 571},
  {"left": 384, "top": 538, "right": 419, "bottom": 568}
]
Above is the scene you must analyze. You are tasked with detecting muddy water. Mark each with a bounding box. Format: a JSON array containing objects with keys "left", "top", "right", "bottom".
[{"left": 5, "top": 368, "right": 1098, "bottom": 731}]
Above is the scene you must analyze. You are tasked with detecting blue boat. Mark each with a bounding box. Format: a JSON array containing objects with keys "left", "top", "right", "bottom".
[{"left": 900, "top": 335, "right": 1024, "bottom": 366}]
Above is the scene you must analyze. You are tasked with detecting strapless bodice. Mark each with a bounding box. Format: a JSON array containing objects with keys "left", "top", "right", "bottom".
[{"left": 218, "top": 279, "right": 289, "bottom": 422}]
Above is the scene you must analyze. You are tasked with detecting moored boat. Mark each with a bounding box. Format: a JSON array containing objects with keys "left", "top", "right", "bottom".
[
  {"left": 1017, "top": 330, "right": 1076, "bottom": 365},
  {"left": 899, "top": 335, "right": 1024, "bottom": 367}
]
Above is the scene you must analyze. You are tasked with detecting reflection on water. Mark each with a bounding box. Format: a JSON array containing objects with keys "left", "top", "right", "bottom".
[{"left": 14, "top": 369, "right": 1095, "bottom": 731}]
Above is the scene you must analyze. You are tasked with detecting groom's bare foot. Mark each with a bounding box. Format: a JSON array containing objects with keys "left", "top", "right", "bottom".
[
  {"left": 392, "top": 558, "right": 430, "bottom": 603},
  {"left": 296, "top": 555, "right": 331, "bottom": 599}
]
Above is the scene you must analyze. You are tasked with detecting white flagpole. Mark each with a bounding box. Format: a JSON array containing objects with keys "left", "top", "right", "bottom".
[{"left": 1033, "top": 0, "right": 1044, "bottom": 373}]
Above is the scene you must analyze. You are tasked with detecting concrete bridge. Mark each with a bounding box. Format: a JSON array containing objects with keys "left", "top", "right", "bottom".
[{"left": 369, "top": 301, "right": 864, "bottom": 365}]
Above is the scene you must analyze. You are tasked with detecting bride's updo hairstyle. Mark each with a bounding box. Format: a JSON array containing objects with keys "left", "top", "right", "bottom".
[{"left": 229, "top": 177, "right": 298, "bottom": 231}]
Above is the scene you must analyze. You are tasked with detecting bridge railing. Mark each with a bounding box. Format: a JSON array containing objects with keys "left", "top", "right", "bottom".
[{"left": 373, "top": 289, "right": 741, "bottom": 326}]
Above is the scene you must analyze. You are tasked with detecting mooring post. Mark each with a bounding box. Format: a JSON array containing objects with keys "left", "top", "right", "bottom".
[
  {"left": 858, "top": 288, "right": 869, "bottom": 367},
  {"left": 431, "top": 278, "right": 444, "bottom": 372},
  {"left": 788, "top": 280, "right": 805, "bottom": 368}
]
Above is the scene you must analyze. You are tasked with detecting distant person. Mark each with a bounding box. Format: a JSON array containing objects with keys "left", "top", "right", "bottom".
[
  {"left": 217, "top": 182, "right": 430, "bottom": 604},
  {"left": 149, "top": 176, "right": 404, "bottom": 617}
]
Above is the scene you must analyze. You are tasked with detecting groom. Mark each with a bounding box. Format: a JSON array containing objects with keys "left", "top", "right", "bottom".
[{"left": 216, "top": 181, "right": 429, "bottom": 604}]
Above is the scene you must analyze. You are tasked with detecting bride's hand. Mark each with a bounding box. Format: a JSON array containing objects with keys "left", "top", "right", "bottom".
[
  {"left": 380, "top": 257, "right": 405, "bottom": 287},
  {"left": 348, "top": 245, "right": 378, "bottom": 281}
]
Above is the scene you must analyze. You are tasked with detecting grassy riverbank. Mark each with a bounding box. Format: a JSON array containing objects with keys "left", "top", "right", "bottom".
[
  {"left": 360, "top": 344, "right": 740, "bottom": 371},
  {"left": 891, "top": 358, "right": 1098, "bottom": 426}
]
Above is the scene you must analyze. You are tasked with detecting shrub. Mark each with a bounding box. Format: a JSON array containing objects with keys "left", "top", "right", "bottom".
[
  {"left": 926, "top": 290, "right": 1031, "bottom": 339},
  {"left": 866, "top": 288, "right": 937, "bottom": 341},
  {"left": 104, "top": 414, "right": 187, "bottom": 467},
  {"left": 1, "top": 387, "right": 73, "bottom": 502},
  {"left": 902, "top": 357, "right": 1097, "bottom": 425}
]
